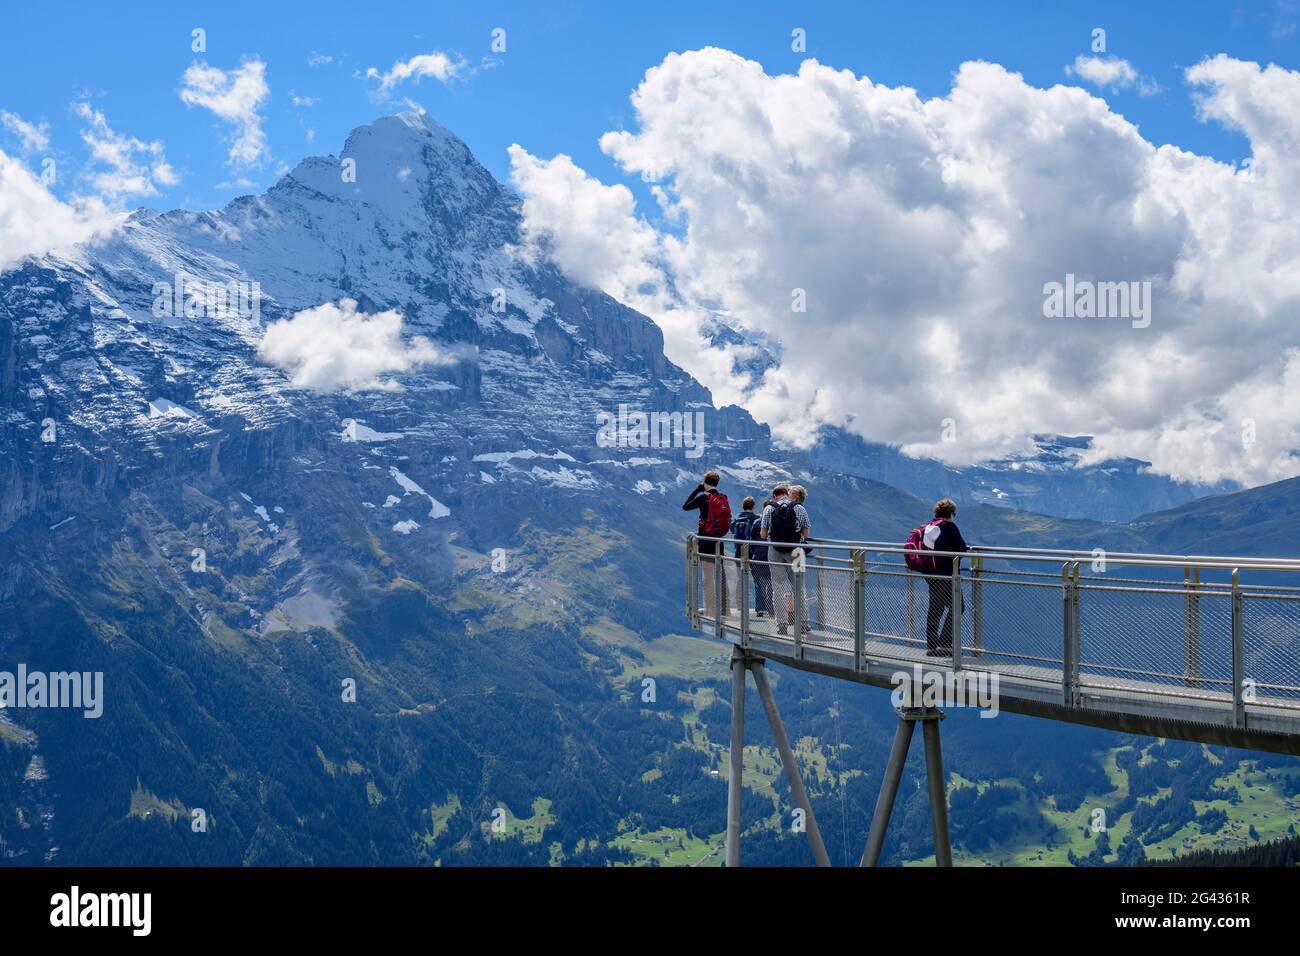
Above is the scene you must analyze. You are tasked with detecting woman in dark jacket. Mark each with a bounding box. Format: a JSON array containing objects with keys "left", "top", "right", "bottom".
[{"left": 923, "top": 498, "right": 968, "bottom": 656}]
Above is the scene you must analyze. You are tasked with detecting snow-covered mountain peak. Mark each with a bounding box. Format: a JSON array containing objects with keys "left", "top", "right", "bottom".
[
  {"left": 268, "top": 111, "right": 510, "bottom": 238},
  {"left": 0, "top": 112, "right": 770, "bottom": 533},
  {"left": 343, "top": 111, "right": 473, "bottom": 165}
]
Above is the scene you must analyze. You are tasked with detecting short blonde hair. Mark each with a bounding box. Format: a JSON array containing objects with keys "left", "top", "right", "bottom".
[
  {"left": 703, "top": 470, "right": 721, "bottom": 487},
  {"left": 788, "top": 485, "right": 807, "bottom": 502}
]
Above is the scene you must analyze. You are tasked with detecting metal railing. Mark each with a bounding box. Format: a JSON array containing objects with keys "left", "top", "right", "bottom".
[{"left": 685, "top": 534, "right": 1300, "bottom": 732}]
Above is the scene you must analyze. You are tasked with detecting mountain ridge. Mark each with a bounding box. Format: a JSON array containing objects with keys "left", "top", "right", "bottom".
[{"left": 0, "top": 111, "right": 1293, "bottom": 867}]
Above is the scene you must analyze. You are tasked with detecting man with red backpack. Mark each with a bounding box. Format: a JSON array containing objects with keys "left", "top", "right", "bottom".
[
  {"left": 684, "top": 470, "right": 731, "bottom": 620},
  {"left": 904, "top": 498, "right": 969, "bottom": 656}
]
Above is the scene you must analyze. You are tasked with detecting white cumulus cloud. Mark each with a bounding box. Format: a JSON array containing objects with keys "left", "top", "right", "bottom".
[
  {"left": 510, "top": 48, "right": 1300, "bottom": 486},
  {"left": 180, "top": 59, "right": 270, "bottom": 167},
  {"left": 0, "top": 110, "right": 50, "bottom": 152},
  {"left": 366, "top": 51, "right": 464, "bottom": 97},
  {"left": 258, "top": 298, "right": 449, "bottom": 391},
  {"left": 0, "top": 148, "right": 119, "bottom": 271},
  {"left": 1066, "top": 55, "right": 1161, "bottom": 95},
  {"left": 508, "top": 144, "right": 746, "bottom": 407},
  {"left": 74, "top": 102, "right": 178, "bottom": 198}
]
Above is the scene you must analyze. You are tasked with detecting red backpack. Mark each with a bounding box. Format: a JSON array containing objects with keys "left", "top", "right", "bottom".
[
  {"left": 701, "top": 492, "right": 732, "bottom": 540},
  {"left": 904, "top": 519, "right": 944, "bottom": 573}
]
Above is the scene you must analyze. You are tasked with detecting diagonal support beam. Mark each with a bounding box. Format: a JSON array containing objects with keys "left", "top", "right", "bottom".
[
  {"left": 750, "top": 659, "right": 832, "bottom": 867},
  {"left": 859, "top": 713, "right": 915, "bottom": 866}
]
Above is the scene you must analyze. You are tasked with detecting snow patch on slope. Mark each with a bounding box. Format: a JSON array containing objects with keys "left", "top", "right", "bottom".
[
  {"left": 388, "top": 466, "right": 450, "bottom": 518},
  {"left": 148, "top": 398, "right": 199, "bottom": 419},
  {"left": 341, "top": 418, "right": 403, "bottom": 442}
]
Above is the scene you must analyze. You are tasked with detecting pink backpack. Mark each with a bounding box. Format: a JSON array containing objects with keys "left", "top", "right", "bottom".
[{"left": 903, "top": 519, "right": 945, "bottom": 573}]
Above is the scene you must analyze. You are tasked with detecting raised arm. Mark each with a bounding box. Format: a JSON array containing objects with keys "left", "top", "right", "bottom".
[{"left": 683, "top": 484, "right": 708, "bottom": 512}]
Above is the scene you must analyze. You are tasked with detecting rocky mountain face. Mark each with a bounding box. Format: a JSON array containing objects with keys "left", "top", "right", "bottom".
[
  {"left": 0, "top": 112, "right": 1279, "bottom": 866},
  {"left": 0, "top": 112, "right": 771, "bottom": 542},
  {"left": 0, "top": 112, "right": 785, "bottom": 864}
]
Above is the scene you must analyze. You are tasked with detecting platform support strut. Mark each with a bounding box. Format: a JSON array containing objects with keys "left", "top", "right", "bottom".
[
  {"left": 725, "top": 647, "right": 831, "bottom": 866},
  {"left": 859, "top": 706, "right": 952, "bottom": 867}
]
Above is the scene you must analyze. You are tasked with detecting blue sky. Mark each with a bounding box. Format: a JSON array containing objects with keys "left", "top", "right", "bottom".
[
  {"left": 2, "top": 0, "right": 1296, "bottom": 214},
  {"left": 6, "top": 1, "right": 1300, "bottom": 487}
]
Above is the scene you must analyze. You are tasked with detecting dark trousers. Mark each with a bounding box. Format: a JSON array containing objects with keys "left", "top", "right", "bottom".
[
  {"left": 925, "top": 577, "right": 962, "bottom": 655},
  {"left": 752, "top": 562, "right": 773, "bottom": 614}
]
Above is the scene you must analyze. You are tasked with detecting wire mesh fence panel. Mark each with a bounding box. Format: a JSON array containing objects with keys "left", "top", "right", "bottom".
[
  {"left": 862, "top": 567, "right": 924, "bottom": 656},
  {"left": 959, "top": 574, "right": 973, "bottom": 660},
  {"left": 1242, "top": 594, "right": 1300, "bottom": 706},
  {"left": 1179, "top": 589, "right": 1234, "bottom": 700},
  {"left": 691, "top": 548, "right": 703, "bottom": 619},
  {"left": 1077, "top": 584, "right": 1232, "bottom": 701},
  {"left": 759, "top": 552, "right": 805, "bottom": 639},
  {"left": 911, "top": 571, "right": 965, "bottom": 657},
  {"left": 695, "top": 546, "right": 737, "bottom": 630},
  {"left": 717, "top": 553, "right": 741, "bottom": 626},
  {"left": 803, "top": 563, "right": 856, "bottom": 651},
  {"left": 966, "top": 572, "right": 1066, "bottom": 678},
  {"left": 746, "top": 557, "right": 781, "bottom": 638}
]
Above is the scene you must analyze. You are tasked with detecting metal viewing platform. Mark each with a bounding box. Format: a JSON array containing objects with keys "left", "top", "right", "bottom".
[{"left": 685, "top": 535, "right": 1300, "bottom": 866}]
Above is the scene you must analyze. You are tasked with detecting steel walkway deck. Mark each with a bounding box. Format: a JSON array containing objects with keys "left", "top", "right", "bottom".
[{"left": 688, "top": 537, "right": 1300, "bottom": 754}]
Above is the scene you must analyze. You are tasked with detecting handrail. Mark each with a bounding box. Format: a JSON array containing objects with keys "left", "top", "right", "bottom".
[
  {"left": 692, "top": 535, "right": 1300, "bottom": 574},
  {"left": 811, "top": 537, "right": 1300, "bottom": 568}
]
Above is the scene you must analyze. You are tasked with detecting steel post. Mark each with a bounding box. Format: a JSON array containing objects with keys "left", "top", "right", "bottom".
[
  {"left": 739, "top": 541, "right": 751, "bottom": 646},
  {"left": 726, "top": 649, "right": 746, "bottom": 867},
  {"left": 921, "top": 713, "right": 953, "bottom": 867},
  {"left": 793, "top": 547, "right": 806, "bottom": 658},
  {"left": 951, "top": 562, "right": 963, "bottom": 672},
  {"left": 686, "top": 534, "right": 699, "bottom": 628},
  {"left": 1072, "top": 562, "right": 1081, "bottom": 699},
  {"left": 1062, "top": 563, "right": 1079, "bottom": 707},
  {"left": 907, "top": 572, "right": 915, "bottom": 647},
  {"left": 815, "top": 545, "right": 826, "bottom": 631},
  {"left": 1232, "top": 568, "right": 1245, "bottom": 729},
  {"left": 853, "top": 550, "right": 866, "bottom": 671},
  {"left": 1184, "top": 566, "right": 1202, "bottom": 688},
  {"left": 714, "top": 549, "right": 724, "bottom": 639}
]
